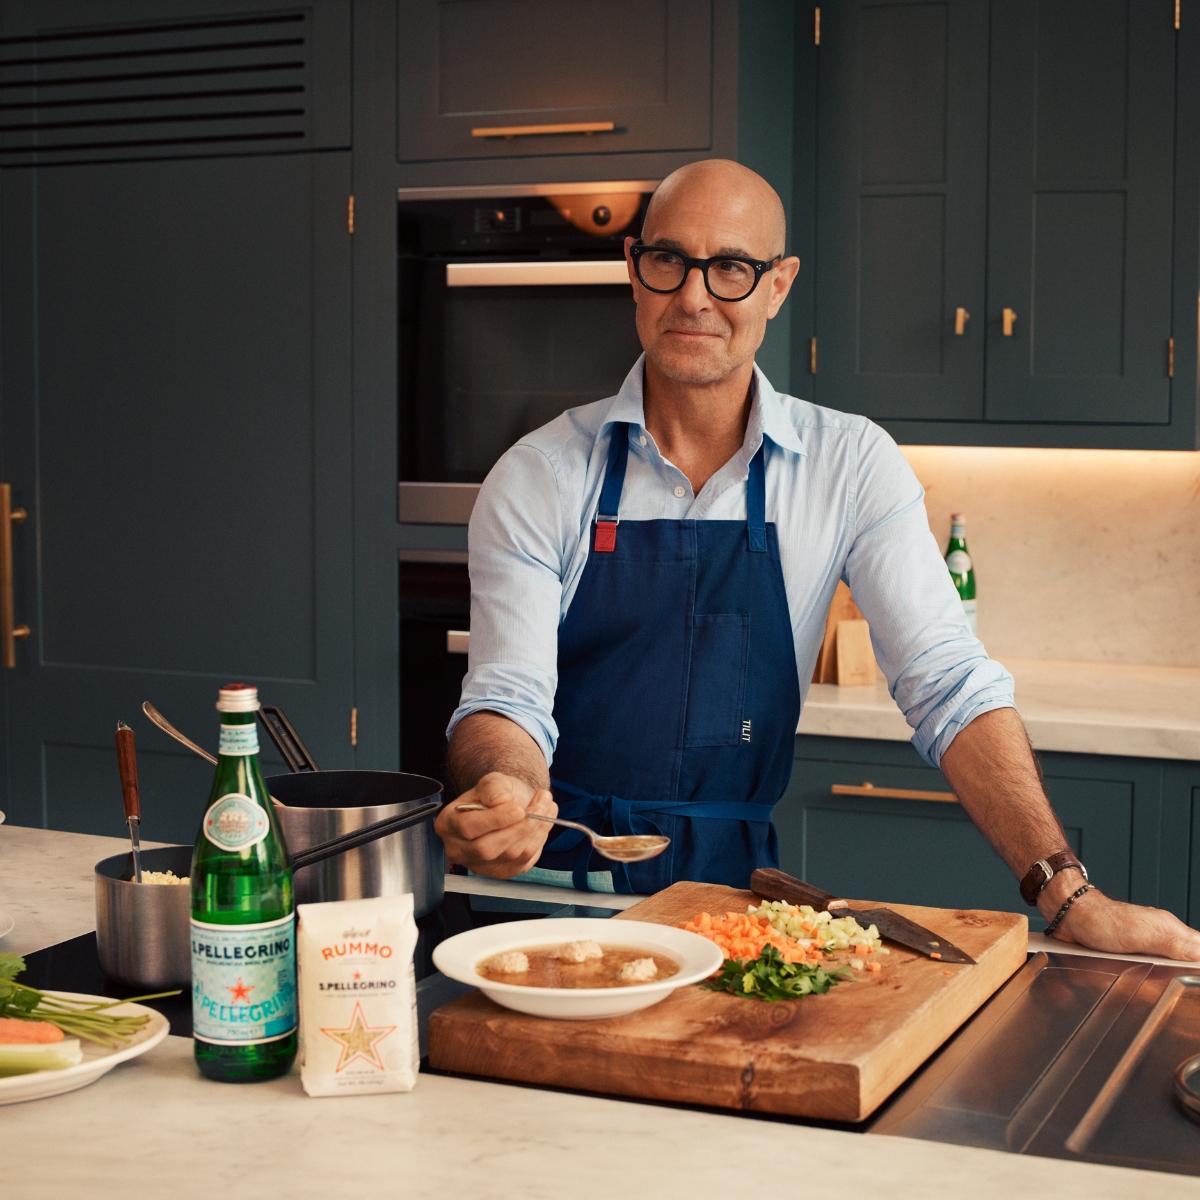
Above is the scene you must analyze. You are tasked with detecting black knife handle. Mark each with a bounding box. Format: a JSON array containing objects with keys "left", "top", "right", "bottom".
[{"left": 750, "top": 868, "right": 840, "bottom": 910}]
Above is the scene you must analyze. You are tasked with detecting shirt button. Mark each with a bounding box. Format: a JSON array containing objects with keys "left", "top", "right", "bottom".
[
  {"left": 638, "top": 434, "right": 647, "bottom": 446},
  {"left": 673, "top": 485, "right": 686, "bottom": 498}
]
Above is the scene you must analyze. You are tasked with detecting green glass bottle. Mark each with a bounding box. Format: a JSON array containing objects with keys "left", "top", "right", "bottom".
[
  {"left": 190, "top": 683, "right": 297, "bottom": 1082},
  {"left": 944, "top": 512, "right": 977, "bottom": 635}
]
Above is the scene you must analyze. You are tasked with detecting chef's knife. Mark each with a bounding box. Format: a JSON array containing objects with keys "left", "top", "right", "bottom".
[
  {"left": 115, "top": 721, "right": 143, "bottom": 883},
  {"left": 750, "top": 868, "right": 976, "bottom": 965}
]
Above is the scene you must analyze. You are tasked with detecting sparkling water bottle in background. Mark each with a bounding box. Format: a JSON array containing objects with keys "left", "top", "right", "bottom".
[
  {"left": 191, "top": 683, "right": 297, "bottom": 1082},
  {"left": 944, "top": 513, "right": 977, "bottom": 635}
]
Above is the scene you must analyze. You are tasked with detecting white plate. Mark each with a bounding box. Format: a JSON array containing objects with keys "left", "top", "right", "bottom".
[
  {"left": 0, "top": 993, "right": 169, "bottom": 1105},
  {"left": 432, "top": 917, "right": 723, "bottom": 1020},
  {"left": 0, "top": 911, "right": 13, "bottom": 940}
]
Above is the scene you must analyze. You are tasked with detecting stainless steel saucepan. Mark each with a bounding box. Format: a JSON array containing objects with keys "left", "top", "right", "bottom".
[
  {"left": 140, "top": 700, "right": 446, "bottom": 916},
  {"left": 94, "top": 791, "right": 440, "bottom": 989}
]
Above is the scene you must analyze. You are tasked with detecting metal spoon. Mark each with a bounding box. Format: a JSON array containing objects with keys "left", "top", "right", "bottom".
[
  {"left": 141, "top": 701, "right": 217, "bottom": 765},
  {"left": 455, "top": 802, "right": 669, "bottom": 863}
]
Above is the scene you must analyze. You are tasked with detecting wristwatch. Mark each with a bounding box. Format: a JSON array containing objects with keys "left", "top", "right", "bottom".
[{"left": 1019, "top": 850, "right": 1088, "bottom": 907}]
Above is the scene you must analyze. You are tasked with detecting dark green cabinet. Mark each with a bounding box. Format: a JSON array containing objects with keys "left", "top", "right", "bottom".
[
  {"left": 0, "top": 152, "right": 356, "bottom": 841},
  {"left": 779, "top": 736, "right": 1174, "bottom": 929},
  {"left": 395, "top": 0, "right": 717, "bottom": 168},
  {"left": 0, "top": 0, "right": 351, "bottom": 165},
  {"left": 1167, "top": 764, "right": 1200, "bottom": 928},
  {"left": 804, "top": 0, "right": 1198, "bottom": 449}
]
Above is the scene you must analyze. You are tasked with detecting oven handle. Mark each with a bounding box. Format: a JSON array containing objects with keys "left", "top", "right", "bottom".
[
  {"left": 447, "top": 630, "right": 470, "bottom": 655},
  {"left": 446, "top": 261, "right": 630, "bottom": 288}
]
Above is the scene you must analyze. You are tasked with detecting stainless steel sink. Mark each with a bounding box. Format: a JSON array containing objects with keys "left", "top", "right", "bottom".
[{"left": 869, "top": 951, "right": 1200, "bottom": 1177}]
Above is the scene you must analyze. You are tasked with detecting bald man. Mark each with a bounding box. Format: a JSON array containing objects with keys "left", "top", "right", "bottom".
[{"left": 436, "top": 160, "right": 1200, "bottom": 961}]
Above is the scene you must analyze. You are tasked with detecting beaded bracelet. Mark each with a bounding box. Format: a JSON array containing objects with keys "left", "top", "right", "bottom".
[{"left": 1044, "top": 882, "right": 1094, "bottom": 938}]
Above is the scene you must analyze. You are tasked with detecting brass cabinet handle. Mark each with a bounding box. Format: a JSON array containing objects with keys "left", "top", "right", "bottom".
[
  {"left": 954, "top": 306, "right": 970, "bottom": 336},
  {"left": 0, "top": 482, "right": 30, "bottom": 669},
  {"left": 470, "top": 121, "right": 616, "bottom": 140},
  {"left": 1002, "top": 307, "right": 1017, "bottom": 337},
  {"left": 831, "top": 782, "right": 959, "bottom": 804}
]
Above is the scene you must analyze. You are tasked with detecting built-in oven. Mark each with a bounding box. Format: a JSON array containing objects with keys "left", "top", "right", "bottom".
[{"left": 397, "top": 181, "right": 653, "bottom": 524}]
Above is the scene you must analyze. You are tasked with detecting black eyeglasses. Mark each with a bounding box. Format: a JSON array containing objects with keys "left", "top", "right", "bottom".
[{"left": 629, "top": 240, "right": 782, "bottom": 302}]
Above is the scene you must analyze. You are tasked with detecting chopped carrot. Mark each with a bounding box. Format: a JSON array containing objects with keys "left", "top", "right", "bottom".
[
  {"left": 866, "top": 961, "right": 882, "bottom": 973},
  {"left": 930, "top": 952, "right": 942, "bottom": 960},
  {"left": 854, "top": 943, "right": 872, "bottom": 957},
  {"left": 0, "top": 1016, "right": 64, "bottom": 1044},
  {"left": 678, "top": 910, "right": 823, "bottom": 965}
]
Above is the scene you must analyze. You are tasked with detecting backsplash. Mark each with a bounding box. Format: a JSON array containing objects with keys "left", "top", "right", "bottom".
[{"left": 900, "top": 446, "right": 1200, "bottom": 669}]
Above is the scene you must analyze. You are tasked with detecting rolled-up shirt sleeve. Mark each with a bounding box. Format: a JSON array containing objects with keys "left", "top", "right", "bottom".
[
  {"left": 843, "top": 422, "right": 1015, "bottom": 767},
  {"left": 446, "top": 443, "right": 565, "bottom": 765}
]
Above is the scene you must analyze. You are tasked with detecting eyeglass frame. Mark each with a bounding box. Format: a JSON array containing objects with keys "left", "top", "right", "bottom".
[{"left": 628, "top": 239, "right": 783, "bottom": 302}]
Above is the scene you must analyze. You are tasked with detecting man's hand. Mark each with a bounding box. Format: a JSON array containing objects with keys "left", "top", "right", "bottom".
[
  {"left": 1050, "top": 887, "right": 1200, "bottom": 962},
  {"left": 435, "top": 771, "right": 558, "bottom": 880}
]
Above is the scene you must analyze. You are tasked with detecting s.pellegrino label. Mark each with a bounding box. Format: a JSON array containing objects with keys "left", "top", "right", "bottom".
[
  {"left": 218, "top": 721, "right": 260, "bottom": 756},
  {"left": 191, "top": 914, "right": 297, "bottom": 1045},
  {"left": 202, "top": 792, "right": 269, "bottom": 851}
]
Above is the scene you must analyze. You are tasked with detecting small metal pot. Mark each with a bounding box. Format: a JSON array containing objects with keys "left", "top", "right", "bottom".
[
  {"left": 267, "top": 770, "right": 446, "bottom": 914},
  {"left": 94, "top": 845, "right": 193, "bottom": 989},
  {"left": 94, "top": 781, "right": 443, "bottom": 988}
]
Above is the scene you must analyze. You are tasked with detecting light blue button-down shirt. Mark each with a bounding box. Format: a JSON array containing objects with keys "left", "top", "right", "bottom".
[{"left": 449, "top": 356, "right": 1014, "bottom": 769}]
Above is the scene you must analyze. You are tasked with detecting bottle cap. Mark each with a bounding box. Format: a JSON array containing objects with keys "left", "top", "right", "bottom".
[
  {"left": 217, "top": 683, "right": 260, "bottom": 713},
  {"left": 950, "top": 512, "right": 965, "bottom": 522}
]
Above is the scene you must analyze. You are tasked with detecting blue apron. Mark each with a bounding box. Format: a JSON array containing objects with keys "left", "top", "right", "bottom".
[{"left": 537, "top": 422, "right": 801, "bottom": 893}]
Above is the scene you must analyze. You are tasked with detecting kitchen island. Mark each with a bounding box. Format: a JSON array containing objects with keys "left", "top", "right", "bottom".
[{"left": 1, "top": 824, "right": 1196, "bottom": 1199}]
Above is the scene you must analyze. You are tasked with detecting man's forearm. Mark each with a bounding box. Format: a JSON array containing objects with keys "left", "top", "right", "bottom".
[
  {"left": 447, "top": 711, "right": 551, "bottom": 796},
  {"left": 937, "top": 707, "right": 1068, "bottom": 880}
]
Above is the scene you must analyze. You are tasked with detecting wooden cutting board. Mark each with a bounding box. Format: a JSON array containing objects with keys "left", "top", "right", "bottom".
[{"left": 427, "top": 882, "right": 1028, "bottom": 1121}]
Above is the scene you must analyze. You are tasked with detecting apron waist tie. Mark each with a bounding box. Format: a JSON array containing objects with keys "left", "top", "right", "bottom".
[{"left": 549, "top": 778, "right": 774, "bottom": 891}]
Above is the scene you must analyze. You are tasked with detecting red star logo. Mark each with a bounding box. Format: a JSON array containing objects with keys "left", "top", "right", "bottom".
[
  {"left": 320, "top": 1002, "right": 396, "bottom": 1072},
  {"left": 227, "top": 978, "right": 253, "bottom": 1003},
  {"left": 353, "top": 971, "right": 362, "bottom": 980}
]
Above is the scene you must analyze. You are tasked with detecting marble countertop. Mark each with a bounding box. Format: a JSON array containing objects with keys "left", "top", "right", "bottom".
[
  {"left": 2, "top": 824, "right": 1197, "bottom": 1198},
  {"left": 800, "top": 656, "right": 1200, "bottom": 761}
]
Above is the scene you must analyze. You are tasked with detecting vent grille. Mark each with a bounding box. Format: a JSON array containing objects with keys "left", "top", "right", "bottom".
[{"left": 0, "top": 11, "right": 312, "bottom": 161}]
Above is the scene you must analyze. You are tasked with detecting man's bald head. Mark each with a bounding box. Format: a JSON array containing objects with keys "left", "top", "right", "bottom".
[{"left": 643, "top": 159, "right": 787, "bottom": 257}]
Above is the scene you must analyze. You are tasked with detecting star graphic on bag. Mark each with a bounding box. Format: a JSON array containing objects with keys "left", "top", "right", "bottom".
[
  {"left": 227, "top": 978, "right": 253, "bottom": 1003},
  {"left": 320, "top": 1001, "right": 396, "bottom": 1072}
]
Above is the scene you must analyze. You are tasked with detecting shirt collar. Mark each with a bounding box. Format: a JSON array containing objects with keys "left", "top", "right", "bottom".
[{"left": 601, "top": 355, "right": 808, "bottom": 459}]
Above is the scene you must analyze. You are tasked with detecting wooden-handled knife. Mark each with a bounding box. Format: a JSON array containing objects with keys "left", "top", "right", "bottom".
[{"left": 750, "top": 868, "right": 977, "bottom": 965}]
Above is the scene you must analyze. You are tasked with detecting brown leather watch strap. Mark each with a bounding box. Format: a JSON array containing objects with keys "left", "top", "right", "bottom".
[{"left": 1019, "top": 850, "right": 1088, "bottom": 907}]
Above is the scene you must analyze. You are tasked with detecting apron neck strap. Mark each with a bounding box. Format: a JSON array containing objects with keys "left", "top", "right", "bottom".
[
  {"left": 746, "top": 442, "right": 767, "bottom": 552},
  {"left": 595, "top": 423, "right": 768, "bottom": 551},
  {"left": 597, "top": 422, "right": 630, "bottom": 519}
]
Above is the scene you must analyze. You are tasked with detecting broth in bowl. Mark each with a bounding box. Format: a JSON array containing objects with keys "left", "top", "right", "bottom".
[{"left": 478, "top": 940, "right": 680, "bottom": 989}]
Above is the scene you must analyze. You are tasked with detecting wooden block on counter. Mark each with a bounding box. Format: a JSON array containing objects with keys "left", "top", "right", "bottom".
[{"left": 835, "top": 618, "right": 876, "bottom": 686}]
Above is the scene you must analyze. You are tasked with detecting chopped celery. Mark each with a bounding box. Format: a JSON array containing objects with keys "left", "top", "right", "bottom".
[{"left": 0, "top": 1037, "right": 83, "bottom": 1076}]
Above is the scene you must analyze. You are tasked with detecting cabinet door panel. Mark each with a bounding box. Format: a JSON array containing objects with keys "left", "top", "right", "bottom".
[
  {"left": 0, "top": 154, "right": 354, "bottom": 841},
  {"left": 395, "top": 0, "right": 711, "bottom": 163},
  {"left": 813, "top": 0, "right": 988, "bottom": 420},
  {"left": 985, "top": 0, "right": 1174, "bottom": 424},
  {"left": 776, "top": 743, "right": 1137, "bottom": 924}
]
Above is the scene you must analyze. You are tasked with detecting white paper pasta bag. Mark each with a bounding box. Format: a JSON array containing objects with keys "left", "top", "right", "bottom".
[{"left": 297, "top": 895, "right": 419, "bottom": 1097}]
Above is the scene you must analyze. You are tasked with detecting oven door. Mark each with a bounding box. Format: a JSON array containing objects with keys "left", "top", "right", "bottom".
[{"left": 398, "top": 256, "right": 643, "bottom": 523}]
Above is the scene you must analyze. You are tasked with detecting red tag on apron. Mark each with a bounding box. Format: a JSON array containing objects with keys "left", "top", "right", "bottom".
[{"left": 593, "top": 520, "right": 617, "bottom": 553}]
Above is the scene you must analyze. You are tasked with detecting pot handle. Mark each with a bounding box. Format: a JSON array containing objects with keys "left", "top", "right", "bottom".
[
  {"left": 288, "top": 797, "right": 442, "bottom": 872},
  {"left": 257, "top": 705, "right": 320, "bottom": 773}
]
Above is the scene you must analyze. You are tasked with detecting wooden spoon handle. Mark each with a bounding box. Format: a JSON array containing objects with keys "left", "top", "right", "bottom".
[{"left": 115, "top": 722, "right": 140, "bottom": 822}]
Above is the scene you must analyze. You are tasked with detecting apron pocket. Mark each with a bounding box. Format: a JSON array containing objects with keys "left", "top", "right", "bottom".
[{"left": 683, "top": 612, "right": 749, "bottom": 747}]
